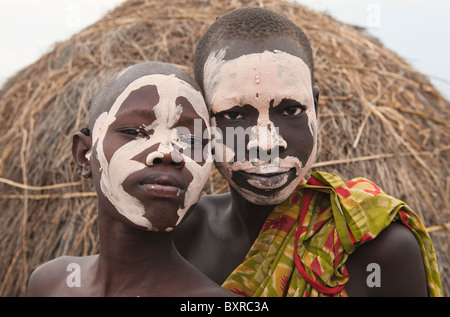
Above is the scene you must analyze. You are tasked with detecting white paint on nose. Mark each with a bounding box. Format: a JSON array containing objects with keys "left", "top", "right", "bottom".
[{"left": 246, "top": 124, "right": 287, "bottom": 152}]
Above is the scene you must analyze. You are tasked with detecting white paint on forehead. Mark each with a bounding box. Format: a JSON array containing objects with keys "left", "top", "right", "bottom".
[
  {"left": 203, "top": 48, "right": 315, "bottom": 134},
  {"left": 106, "top": 74, "right": 209, "bottom": 128},
  {"left": 92, "top": 74, "right": 211, "bottom": 231},
  {"left": 204, "top": 48, "right": 313, "bottom": 108}
]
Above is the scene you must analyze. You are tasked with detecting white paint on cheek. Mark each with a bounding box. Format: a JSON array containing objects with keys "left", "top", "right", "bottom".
[
  {"left": 92, "top": 74, "right": 211, "bottom": 231},
  {"left": 175, "top": 155, "right": 212, "bottom": 226},
  {"left": 93, "top": 109, "right": 153, "bottom": 229},
  {"left": 102, "top": 138, "right": 154, "bottom": 229}
]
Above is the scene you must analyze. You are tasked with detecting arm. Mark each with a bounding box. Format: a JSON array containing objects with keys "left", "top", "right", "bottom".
[{"left": 345, "top": 222, "right": 428, "bottom": 296}]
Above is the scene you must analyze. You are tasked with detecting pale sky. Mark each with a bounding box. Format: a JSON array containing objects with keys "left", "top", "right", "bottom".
[
  {"left": 0, "top": 0, "right": 124, "bottom": 83},
  {"left": 1, "top": 0, "right": 449, "bottom": 98},
  {"left": 298, "top": 0, "right": 450, "bottom": 98}
]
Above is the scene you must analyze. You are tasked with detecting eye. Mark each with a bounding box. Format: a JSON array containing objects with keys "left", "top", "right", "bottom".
[
  {"left": 178, "top": 135, "right": 204, "bottom": 147},
  {"left": 121, "top": 128, "right": 150, "bottom": 138},
  {"left": 282, "top": 106, "right": 305, "bottom": 117},
  {"left": 222, "top": 111, "right": 244, "bottom": 120}
]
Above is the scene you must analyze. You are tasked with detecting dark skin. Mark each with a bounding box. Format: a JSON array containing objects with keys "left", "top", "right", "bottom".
[
  {"left": 175, "top": 37, "right": 429, "bottom": 296},
  {"left": 27, "top": 63, "right": 239, "bottom": 297}
]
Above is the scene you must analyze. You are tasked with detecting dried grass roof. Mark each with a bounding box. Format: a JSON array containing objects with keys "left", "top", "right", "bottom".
[{"left": 0, "top": 0, "right": 449, "bottom": 296}]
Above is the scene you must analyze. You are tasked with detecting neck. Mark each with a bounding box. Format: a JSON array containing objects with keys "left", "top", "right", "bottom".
[
  {"left": 229, "top": 187, "right": 275, "bottom": 243},
  {"left": 95, "top": 211, "right": 184, "bottom": 296}
]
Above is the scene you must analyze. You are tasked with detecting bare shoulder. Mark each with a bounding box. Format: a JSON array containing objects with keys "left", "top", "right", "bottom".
[
  {"left": 175, "top": 193, "right": 231, "bottom": 241},
  {"left": 346, "top": 222, "right": 428, "bottom": 296},
  {"left": 27, "top": 255, "right": 95, "bottom": 296},
  {"left": 174, "top": 193, "right": 237, "bottom": 284},
  {"left": 186, "top": 193, "right": 231, "bottom": 223},
  {"left": 27, "top": 256, "right": 75, "bottom": 296}
]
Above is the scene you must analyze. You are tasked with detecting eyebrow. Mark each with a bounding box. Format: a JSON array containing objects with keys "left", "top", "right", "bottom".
[{"left": 172, "top": 111, "right": 204, "bottom": 129}]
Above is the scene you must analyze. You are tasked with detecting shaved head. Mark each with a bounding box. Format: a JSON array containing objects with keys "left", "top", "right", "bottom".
[
  {"left": 194, "top": 7, "right": 314, "bottom": 92},
  {"left": 89, "top": 62, "right": 201, "bottom": 130}
]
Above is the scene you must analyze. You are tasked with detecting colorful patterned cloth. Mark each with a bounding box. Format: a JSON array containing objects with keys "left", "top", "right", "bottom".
[{"left": 222, "top": 172, "right": 443, "bottom": 297}]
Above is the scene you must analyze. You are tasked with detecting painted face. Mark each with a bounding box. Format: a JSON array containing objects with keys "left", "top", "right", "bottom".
[
  {"left": 90, "top": 74, "right": 212, "bottom": 231},
  {"left": 203, "top": 48, "right": 317, "bottom": 205}
]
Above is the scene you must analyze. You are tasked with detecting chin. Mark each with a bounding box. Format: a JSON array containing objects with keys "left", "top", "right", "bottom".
[
  {"left": 142, "top": 217, "right": 179, "bottom": 232},
  {"left": 232, "top": 180, "right": 299, "bottom": 206}
]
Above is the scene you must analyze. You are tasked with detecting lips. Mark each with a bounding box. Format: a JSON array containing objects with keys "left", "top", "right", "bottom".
[
  {"left": 236, "top": 168, "right": 296, "bottom": 190},
  {"left": 141, "top": 183, "right": 182, "bottom": 197},
  {"left": 245, "top": 172, "right": 290, "bottom": 189},
  {"left": 138, "top": 172, "right": 185, "bottom": 198}
]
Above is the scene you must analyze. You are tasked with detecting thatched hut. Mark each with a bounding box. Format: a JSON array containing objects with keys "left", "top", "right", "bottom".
[{"left": 1, "top": 0, "right": 448, "bottom": 296}]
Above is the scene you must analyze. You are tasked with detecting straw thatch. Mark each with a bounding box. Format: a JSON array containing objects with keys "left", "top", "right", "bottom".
[{"left": 1, "top": 0, "right": 449, "bottom": 297}]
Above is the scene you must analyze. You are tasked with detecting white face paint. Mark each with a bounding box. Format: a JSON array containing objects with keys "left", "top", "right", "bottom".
[
  {"left": 91, "top": 74, "right": 212, "bottom": 231},
  {"left": 203, "top": 48, "right": 317, "bottom": 205}
]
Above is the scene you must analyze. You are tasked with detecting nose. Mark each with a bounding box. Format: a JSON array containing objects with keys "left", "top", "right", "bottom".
[
  {"left": 246, "top": 124, "right": 287, "bottom": 157},
  {"left": 146, "top": 144, "right": 185, "bottom": 169}
]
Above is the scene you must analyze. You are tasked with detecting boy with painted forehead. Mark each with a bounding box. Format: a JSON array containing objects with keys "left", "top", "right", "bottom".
[
  {"left": 27, "top": 62, "right": 239, "bottom": 297},
  {"left": 175, "top": 8, "right": 442, "bottom": 296}
]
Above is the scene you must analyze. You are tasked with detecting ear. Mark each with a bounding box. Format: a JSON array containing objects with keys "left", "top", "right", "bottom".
[
  {"left": 72, "top": 131, "right": 92, "bottom": 178},
  {"left": 312, "top": 86, "right": 320, "bottom": 116}
]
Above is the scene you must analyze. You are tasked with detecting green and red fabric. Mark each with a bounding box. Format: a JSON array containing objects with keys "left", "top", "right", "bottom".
[{"left": 222, "top": 171, "right": 443, "bottom": 297}]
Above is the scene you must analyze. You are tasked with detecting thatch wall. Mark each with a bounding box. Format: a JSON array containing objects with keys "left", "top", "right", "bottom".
[{"left": 0, "top": 0, "right": 448, "bottom": 296}]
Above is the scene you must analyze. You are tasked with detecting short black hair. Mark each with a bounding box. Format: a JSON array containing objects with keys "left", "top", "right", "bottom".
[{"left": 194, "top": 7, "right": 314, "bottom": 92}]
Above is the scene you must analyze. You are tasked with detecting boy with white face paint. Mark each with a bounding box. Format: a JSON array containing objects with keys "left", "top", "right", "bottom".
[
  {"left": 27, "top": 62, "right": 239, "bottom": 297},
  {"left": 175, "top": 8, "right": 442, "bottom": 297},
  {"left": 203, "top": 47, "right": 317, "bottom": 205}
]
